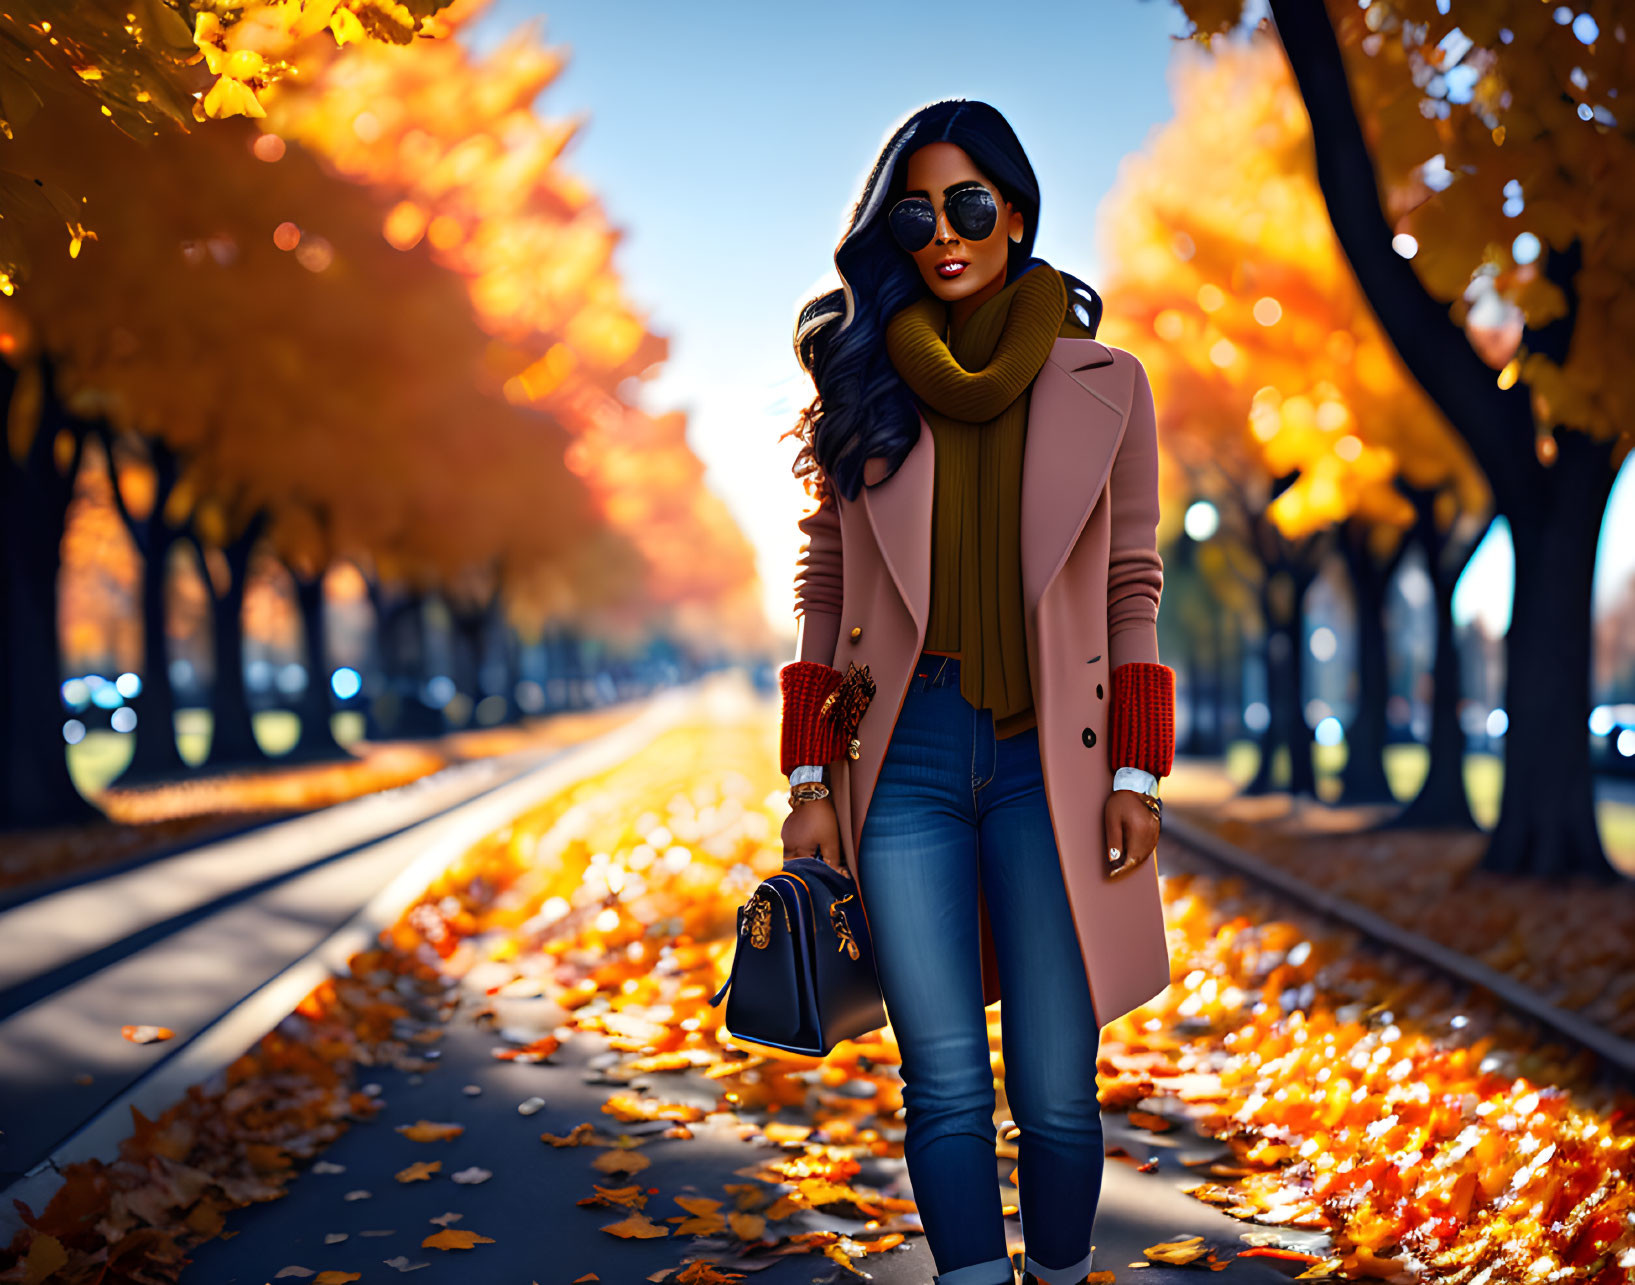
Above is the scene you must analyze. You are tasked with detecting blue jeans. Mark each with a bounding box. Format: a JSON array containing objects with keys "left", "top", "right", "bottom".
[{"left": 857, "top": 655, "right": 1104, "bottom": 1285}]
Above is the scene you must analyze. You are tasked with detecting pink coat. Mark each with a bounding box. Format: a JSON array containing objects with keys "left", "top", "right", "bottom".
[{"left": 792, "top": 336, "right": 1172, "bottom": 1026}]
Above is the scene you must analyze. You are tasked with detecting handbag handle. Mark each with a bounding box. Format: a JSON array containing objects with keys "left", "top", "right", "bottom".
[{"left": 710, "top": 901, "right": 749, "bottom": 1007}]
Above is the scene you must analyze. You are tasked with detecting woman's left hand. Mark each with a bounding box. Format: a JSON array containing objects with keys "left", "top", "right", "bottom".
[{"left": 1104, "top": 789, "right": 1159, "bottom": 879}]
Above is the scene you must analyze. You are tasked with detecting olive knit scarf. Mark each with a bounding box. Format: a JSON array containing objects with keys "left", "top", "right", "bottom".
[{"left": 883, "top": 261, "right": 1070, "bottom": 734}]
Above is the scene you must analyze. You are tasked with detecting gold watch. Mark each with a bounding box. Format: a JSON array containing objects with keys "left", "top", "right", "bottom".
[{"left": 789, "top": 780, "right": 831, "bottom": 806}]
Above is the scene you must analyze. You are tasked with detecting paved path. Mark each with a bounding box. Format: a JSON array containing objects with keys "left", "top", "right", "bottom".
[
  {"left": 179, "top": 979, "right": 1319, "bottom": 1284},
  {"left": 5, "top": 697, "right": 1328, "bottom": 1282},
  {"left": 1, "top": 745, "right": 579, "bottom": 1008},
  {"left": 0, "top": 699, "right": 680, "bottom": 1199}
]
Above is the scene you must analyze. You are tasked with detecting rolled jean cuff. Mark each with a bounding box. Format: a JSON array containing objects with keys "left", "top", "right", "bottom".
[
  {"left": 1024, "top": 1246, "right": 1093, "bottom": 1285},
  {"left": 933, "top": 1253, "right": 1016, "bottom": 1285}
]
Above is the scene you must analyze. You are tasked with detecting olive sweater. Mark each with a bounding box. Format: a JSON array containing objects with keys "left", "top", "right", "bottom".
[{"left": 884, "top": 261, "right": 1096, "bottom": 736}]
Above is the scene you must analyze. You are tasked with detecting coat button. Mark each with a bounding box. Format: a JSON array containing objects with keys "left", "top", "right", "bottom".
[
  {"left": 1082, "top": 727, "right": 1097, "bottom": 749},
  {"left": 849, "top": 626, "right": 863, "bottom": 642}
]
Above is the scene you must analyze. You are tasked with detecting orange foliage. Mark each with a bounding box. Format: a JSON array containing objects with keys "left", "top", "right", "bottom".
[
  {"left": 1097, "top": 31, "right": 1486, "bottom": 542},
  {"left": 255, "top": 0, "right": 764, "bottom": 641},
  {"left": 381, "top": 713, "right": 1635, "bottom": 1283},
  {"left": 1108, "top": 859, "right": 1635, "bottom": 1283},
  {"left": 1174, "top": 0, "right": 1634, "bottom": 458},
  {"left": 4, "top": 69, "right": 621, "bottom": 612},
  {"left": 1189, "top": 804, "right": 1635, "bottom": 1039},
  {"left": 10, "top": 708, "right": 1634, "bottom": 1282},
  {"left": 0, "top": 0, "right": 458, "bottom": 291},
  {"left": 5, "top": 0, "right": 762, "bottom": 644},
  {"left": 257, "top": 0, "right": 659, "bottom": 388}
]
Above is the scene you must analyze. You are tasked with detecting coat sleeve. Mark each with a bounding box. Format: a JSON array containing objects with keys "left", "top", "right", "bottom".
[
  {"left": 1106, "top": 354, "right": 1175, "bottom": 780},
  {"left": 1106, "top": 355, "right": 1164, "bottom": 670},
  {"left": 793, "top": 491, "right": 843, "bottom": 667}
]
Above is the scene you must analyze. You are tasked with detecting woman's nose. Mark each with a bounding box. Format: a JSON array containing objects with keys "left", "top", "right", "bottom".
[{"left": 934, "top": 203, "right": 956, "bottom": 243}]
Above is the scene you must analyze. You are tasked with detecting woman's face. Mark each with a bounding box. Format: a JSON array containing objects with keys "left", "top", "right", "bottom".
[{"left": 897, "top": 141, "right": 1024, "bottom": 308}]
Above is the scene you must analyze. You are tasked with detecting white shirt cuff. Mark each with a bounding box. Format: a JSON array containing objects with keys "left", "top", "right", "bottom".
[
  {"left": 789, "top": 765, "right": 826, "bottom": 785},
  {"left": 1113, "top": 766, "right": 1158, "bottom": 795}
]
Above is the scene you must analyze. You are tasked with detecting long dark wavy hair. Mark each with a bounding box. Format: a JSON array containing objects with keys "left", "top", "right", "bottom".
[{"left": 789, "top": 99, "right": 1102, "bottom": 502}]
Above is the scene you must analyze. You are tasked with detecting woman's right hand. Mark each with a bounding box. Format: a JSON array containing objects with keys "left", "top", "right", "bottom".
[{"left": 781, "top": 796, "right": 848, "bottom": 877}]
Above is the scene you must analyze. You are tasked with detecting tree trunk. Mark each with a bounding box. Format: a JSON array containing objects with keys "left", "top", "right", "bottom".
[
  {"left": 1482, "top": 432, "right": 1616, "bottom": 877},
  {"left": 488, "top": 605, "right": 527, "bottom": 725},
  {"left": 1221, "top": 610, "right": 1242, "bottom": 750},
  {"left": 107, "top": 433, "right": 189, "bottom": 785},
  {"left": 1244, "top": 532, "right": 1280, "bottom": 798},
  {"left": 1266, "top": 0, "right": 1619, "bottom": 874},
  {"left": 449, "top": 602, "right": 485, "bottom": 727},
  {"left": 370, "top": 585, "right": 443, "bottom": 739},
  {"left": 1390, "top": 535, "right": 1476, "bottom": 829},
  {"left": 121, "top": 526, "right": 187, "bottom": 781},
  {"left": 1338, "top": 520, "right": 1403, "bottom": 805},
  {"left": 1177, "top": 610, "right": 1206, "bottom": 756},
  {"left": 1285, "top": 575, "right": 1316, "bottom": 798},
  {"left": 541, "top": 630, "right": 567, "bottom": 713},
  {"left": 0, "top": 356, "right": 100, "bottom": 829},
  {"left": 1191, "top": 603, "right": 1225, "bottom": 755},
  {"left": 198, "top": 515, "right": 270, "bottom": 771},
  {"left": 288, "top": 565, "right": 347, "bottom": 762},
  {"left": 1246, "top": 565, "right": 1318, "bottom": 798},
  {"left": 362, "top": 574, "right": 393, "bottom": 741}
]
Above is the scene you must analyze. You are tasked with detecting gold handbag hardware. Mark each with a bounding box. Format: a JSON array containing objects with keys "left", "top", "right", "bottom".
[
  {"left": 829, "top": 892, "right": 861, "bottom": 960},
  {"left": 819, "top": 663, "right": 875, "bottom": 762},
  {"left": 742, "top": 891, "right": 789, "bottom": 948}
]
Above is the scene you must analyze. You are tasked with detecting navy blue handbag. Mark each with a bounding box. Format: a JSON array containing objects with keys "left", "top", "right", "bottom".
[{"left": 709, "top": 856, "right": 886, "bottom": 1057}]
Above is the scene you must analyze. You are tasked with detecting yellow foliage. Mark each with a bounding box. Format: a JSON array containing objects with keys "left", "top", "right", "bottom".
[
  {"left": 0, "top": 0, "right": 457, "bottom": 283},
  {"left": 249, "top": 11, "right": 763, "bottom": 638},
  {"left": 1097, "top": 27, "right": 1485, "bottom": 544},
  {"left": 1172, "top": 0, "right": 1634, "bottom": 453}
]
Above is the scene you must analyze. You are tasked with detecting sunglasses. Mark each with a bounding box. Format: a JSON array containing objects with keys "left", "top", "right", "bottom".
[{"left": 887, "top": 184, "right": 1000, "bottom": 252}]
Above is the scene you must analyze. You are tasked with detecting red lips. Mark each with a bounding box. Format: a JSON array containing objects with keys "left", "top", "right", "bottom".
[{"left": 935, "top": 259, "right": 968, "bottom": 279}]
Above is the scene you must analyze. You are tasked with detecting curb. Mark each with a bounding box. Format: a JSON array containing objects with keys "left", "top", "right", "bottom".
[
  {"left": 0, "top": 680, "right": 720, "bottom": 1243},
  {"left": 0, "top": 750, "right": 575, "bottom": 1016},
  {"left": 1163, "top": 813, "right": 1635, "bottom": 1079}
]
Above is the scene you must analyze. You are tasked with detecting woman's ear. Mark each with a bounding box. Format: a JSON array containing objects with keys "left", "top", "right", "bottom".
[{"left": 1007, "top": 202, "right": 1024, "bottom": 244}]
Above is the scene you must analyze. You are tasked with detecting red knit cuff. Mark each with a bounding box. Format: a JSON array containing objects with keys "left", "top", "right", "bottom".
[
  {"left": 780, "top": 661, "right": 845, "bottom": 775},
  {"left": 1109, "top": 662, "right": 1175, "bottom": 778}
]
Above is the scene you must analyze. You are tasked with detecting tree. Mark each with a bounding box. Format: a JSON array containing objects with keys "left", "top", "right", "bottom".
[
  {"left": 1, "top": 68, "right": 612, "bottom": 810},
  {"left": 1334, "top": 515, "right": 1410, "bottom": 803},
  {"left": 1384, "top": 483, "right": 1491, "bottom": 828},
  {"left": 259, "top": 12, "right": 767, "bottom": 651},
  {"left": 1097, "top": 30, "right": 1486, "bottom": 802},
  {"left": 0, "top": 349, "right": 102, "bottom": 826},
  {"left": 1172, "top": 0, "right": 1634, "bottom": 876},
  {"left": 3, "top": 0, "right": 765, "bottom": 826}
]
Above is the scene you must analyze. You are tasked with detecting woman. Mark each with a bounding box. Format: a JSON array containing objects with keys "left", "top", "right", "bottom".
[{"left": 778, "top": 100, "right": 1175, "bottom": 1285}]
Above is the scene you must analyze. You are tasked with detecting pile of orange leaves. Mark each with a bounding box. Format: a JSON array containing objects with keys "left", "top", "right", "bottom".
[
  {"left": 386, "top": 712, "right": 1635, "bottom": 1284},
  {"left": 5, "top": 710, "right": 1634, "bottom": 1284},
  {"left": 1189, "top": 808, "right": 1635, "bottom": 1039},
  {"left": 1101, "top": 856, "right": 1635, "bottom": 1283}
]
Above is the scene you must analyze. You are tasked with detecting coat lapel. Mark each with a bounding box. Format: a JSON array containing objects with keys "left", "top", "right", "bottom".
[{"left": 858, "top": 336, "right": 1131, "bottom": 629}]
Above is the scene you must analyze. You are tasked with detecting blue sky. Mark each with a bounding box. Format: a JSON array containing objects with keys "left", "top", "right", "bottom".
[{"left": 472, "top": 0, "right": 1633, "bottom": 638}]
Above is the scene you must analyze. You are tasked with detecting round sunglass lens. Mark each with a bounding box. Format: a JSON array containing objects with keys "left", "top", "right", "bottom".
[
  {"left": 947, "top": 187, "right": 998, "bottom": 241},
  {"left": 888, "top": 198, "right": 936, "bottom": 251}
]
